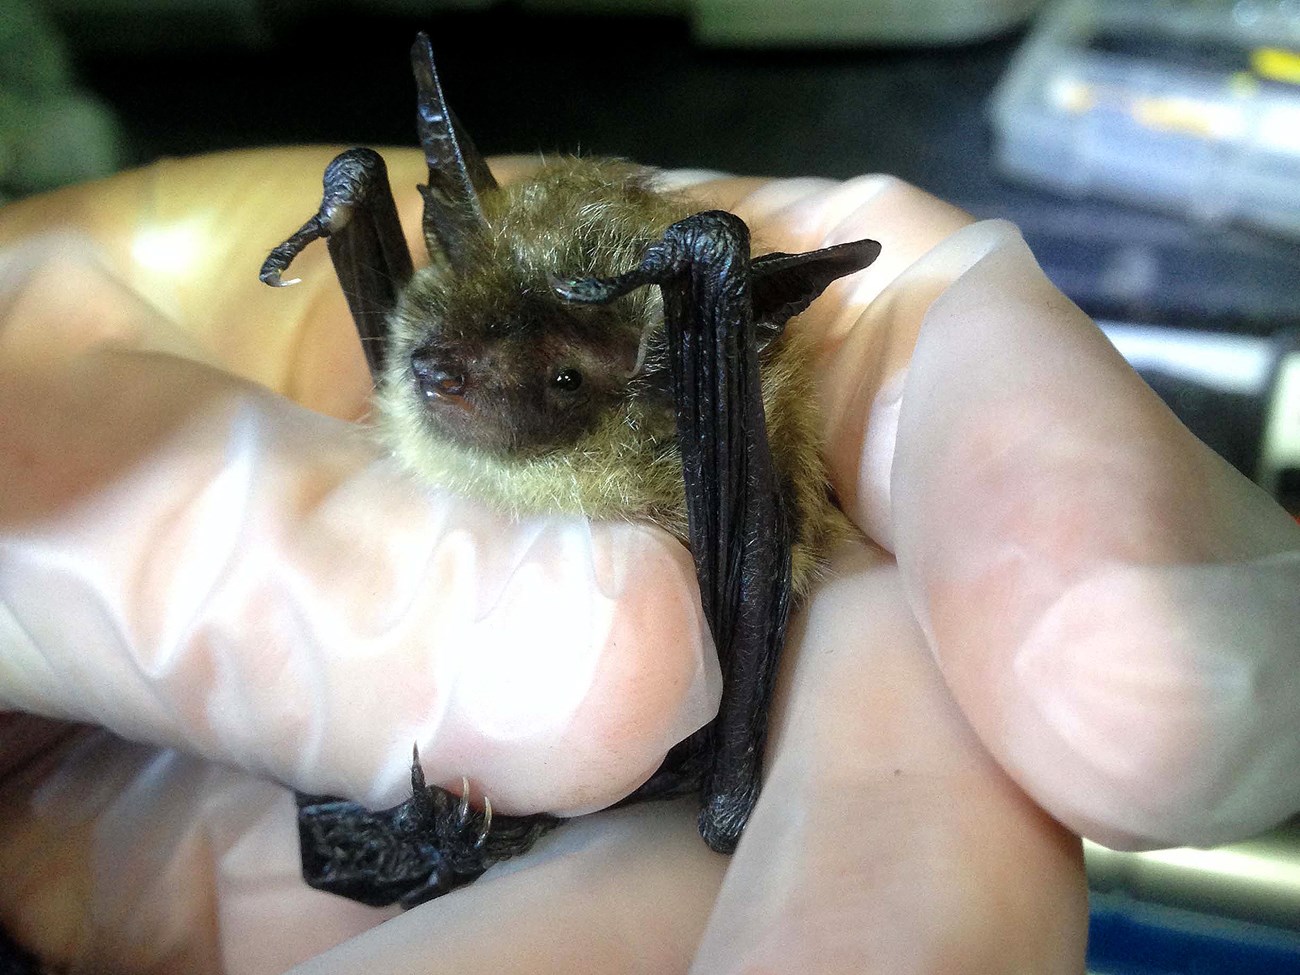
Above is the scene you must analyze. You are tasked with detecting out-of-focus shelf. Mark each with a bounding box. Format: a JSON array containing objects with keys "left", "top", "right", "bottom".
[{"left": 1086, "top": 820, "right": 1300, "bottom": 932}]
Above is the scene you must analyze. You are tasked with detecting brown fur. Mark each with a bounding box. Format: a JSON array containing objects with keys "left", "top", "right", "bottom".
[{"left": 377, "top": 158, "right": 848, "bottom": 597}]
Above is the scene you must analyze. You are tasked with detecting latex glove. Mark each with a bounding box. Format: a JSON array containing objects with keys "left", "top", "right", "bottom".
[
  {"left": 678, "top": 177, "right": 1300, "bottom": 972},
  {"left": 0, "top": 148, "right": 1293, "bottom": 974},
  {"left": 802, "top": 202, "right": 1300, "bottom": 851}
]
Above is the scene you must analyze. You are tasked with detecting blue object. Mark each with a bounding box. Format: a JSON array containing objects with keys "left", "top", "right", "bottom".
[{"left": 1088, "top": 893, "right": 1300, "bottom": 974}]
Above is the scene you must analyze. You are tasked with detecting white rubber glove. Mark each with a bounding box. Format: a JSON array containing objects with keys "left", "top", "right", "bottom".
[
  {"left": 728, "top": 173, "right": 1299, "bottom": 855},
  {"left": 1, "top": 149, "right": 1294, "bottom": 975},
  {"left": 0, "top": 347, "right": 716, "bottom": 816},
  {"left": 785, "top": 192, "right": 1300, "bottom": 852}
]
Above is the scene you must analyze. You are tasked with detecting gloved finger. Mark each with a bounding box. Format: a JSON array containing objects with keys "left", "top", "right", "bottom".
[
  {"left": 887, "top": 222, "right": 1300, "bottom": 848},
  {"left": 691, "top": 542, "right": 1088, "bottom": 975},
  {"left": 718, "top": 172, "right": 1300, "bottom": 850},
  {"left": 0, "top": 340, "right": 719, "bottom": 817},
  {"left": 717, "top": 173, "right": 975, "bottom": 548},
  {"left": 0, "top": 726, "right": 722, "bottom": 975},
  {"left": 0, "top": 149, "right": 540, "bottom": 418}
]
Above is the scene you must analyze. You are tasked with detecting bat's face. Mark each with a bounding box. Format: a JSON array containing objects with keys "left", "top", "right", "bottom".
[
  {"left": 381, "top": 160, "right": 690, "bottom": 462},
  {"left": 387, "top": 267, "right": 648, "bottom": 457}
]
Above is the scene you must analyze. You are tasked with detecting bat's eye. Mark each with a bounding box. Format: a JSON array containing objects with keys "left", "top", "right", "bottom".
[{"left": 552, "top": 368, "right": 584, "bottom": 392}]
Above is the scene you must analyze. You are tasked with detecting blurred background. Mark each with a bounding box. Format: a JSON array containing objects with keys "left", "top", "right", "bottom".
[{"left": 3, "top": 1, "right": 1299, "bottom": 971}]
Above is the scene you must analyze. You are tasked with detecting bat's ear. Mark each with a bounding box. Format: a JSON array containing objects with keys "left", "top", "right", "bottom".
[
  {"left": 751, "top": 238, "right": 881, "bottom": 346},
  {"left": 411, "top": 33, "right": 499, "bottom": 272}
]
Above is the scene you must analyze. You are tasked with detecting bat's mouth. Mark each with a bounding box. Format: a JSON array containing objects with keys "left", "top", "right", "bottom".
[
  {"left": 409, "top": 372, "right": 545, "bottom": 458},
  {"left": 418, "top": 382, "right": 475, "bottom": 415}
]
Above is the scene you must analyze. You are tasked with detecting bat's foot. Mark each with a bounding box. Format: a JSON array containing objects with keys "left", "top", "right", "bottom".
[
  {"left": 295, "top": 780, "right": 491, "bottom": 908},
  {"left": 297, "top": 746, "right": 559, "bottom": 908}
]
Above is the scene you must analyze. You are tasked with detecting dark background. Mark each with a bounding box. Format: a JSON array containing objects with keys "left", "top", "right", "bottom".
[
  {"left": 64, "top": 7, "right": 1300, "bottom": 335},
  {"left": 72, "top": 10, "right": 1001, "bottom": 193}
]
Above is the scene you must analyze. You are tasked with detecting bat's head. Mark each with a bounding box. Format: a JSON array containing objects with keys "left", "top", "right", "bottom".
[
  {"left": 367, "top": 38, "right": 692, "bottom": 519},
  {"left": 383, "top": 159, "right": 689, "bottom": 460},
  {"left": 387, "top": 270, "right": 646, "bottom": 458}
]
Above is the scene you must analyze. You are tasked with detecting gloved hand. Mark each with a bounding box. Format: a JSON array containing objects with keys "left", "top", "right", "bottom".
[{"left": 0, "top": 148, "right": 1295, "bottom": 975}]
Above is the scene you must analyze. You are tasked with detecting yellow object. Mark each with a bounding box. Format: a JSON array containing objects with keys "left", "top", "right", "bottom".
[
  {"left": 1130, "top": 94, "right": 1242, "bottom": 140},
  {"left": 1252, "top": 47, "right": 1300, "bottom": 86}
]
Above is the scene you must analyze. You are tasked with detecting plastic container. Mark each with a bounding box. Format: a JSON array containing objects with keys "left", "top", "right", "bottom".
[
  {"left": 992, "top": 0, "right": 1300, "bottom": 238},
  {"left": 523, "top": 0, "right": 1047, "bottom": 45}
]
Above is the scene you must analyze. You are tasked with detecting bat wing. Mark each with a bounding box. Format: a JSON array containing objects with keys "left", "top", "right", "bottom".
[
  {"left": 260, "top": 148, "right": 413, "bottom": 380},
  {"left": 254, "top": 37, "right": 559, "bottom": 911},
  {"left": 556, "top": 213, "right": 878, "bottom": 851}
]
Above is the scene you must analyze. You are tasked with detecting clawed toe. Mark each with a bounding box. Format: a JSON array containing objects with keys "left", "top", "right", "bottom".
[
  {"left": 477, "top": 796, "right": 492, "bottom": 848},
  {"left": 457, "top": 775, "right": 471, "bottom": 825},
  {"left": 453, "top": 773, "right": 491, "bottom": 844}
]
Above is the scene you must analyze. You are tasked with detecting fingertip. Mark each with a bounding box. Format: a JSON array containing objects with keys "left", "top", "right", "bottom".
[
  {"left": 547, "top": 521, "right": 721, "bottom": 814},
  {"left": 294, "top": 507, "right": 719, "bottom": 818},
  {"left": 414, "top": 516, "right": 719, "bottom": 816}
]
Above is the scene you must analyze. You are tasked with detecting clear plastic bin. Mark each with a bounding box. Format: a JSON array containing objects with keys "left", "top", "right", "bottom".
[{"left": 992, "top": 0, "right": 1300, "bottom": 238}]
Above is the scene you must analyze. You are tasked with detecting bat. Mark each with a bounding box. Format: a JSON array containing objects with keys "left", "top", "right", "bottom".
[{"left": 261, "top": 33, "right": 880, "bottom": 909}]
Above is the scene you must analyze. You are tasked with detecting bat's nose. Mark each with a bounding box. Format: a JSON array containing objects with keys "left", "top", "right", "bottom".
[{"left": 411, "top": 349, "right": 467, "bottom": 400}]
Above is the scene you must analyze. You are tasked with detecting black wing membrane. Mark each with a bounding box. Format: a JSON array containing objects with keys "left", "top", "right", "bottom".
[
  {"left": 659, "top": 214, "right": 793, "bottom": 849},
  {"left": 557, "top": 212, "right": 786, "bottom": 849},
  {"left": 260, "top": 148, "right": 413, "bottom": 381},
  {"left": 557, "top": 212, "right": 878, "bottom": 850}
]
